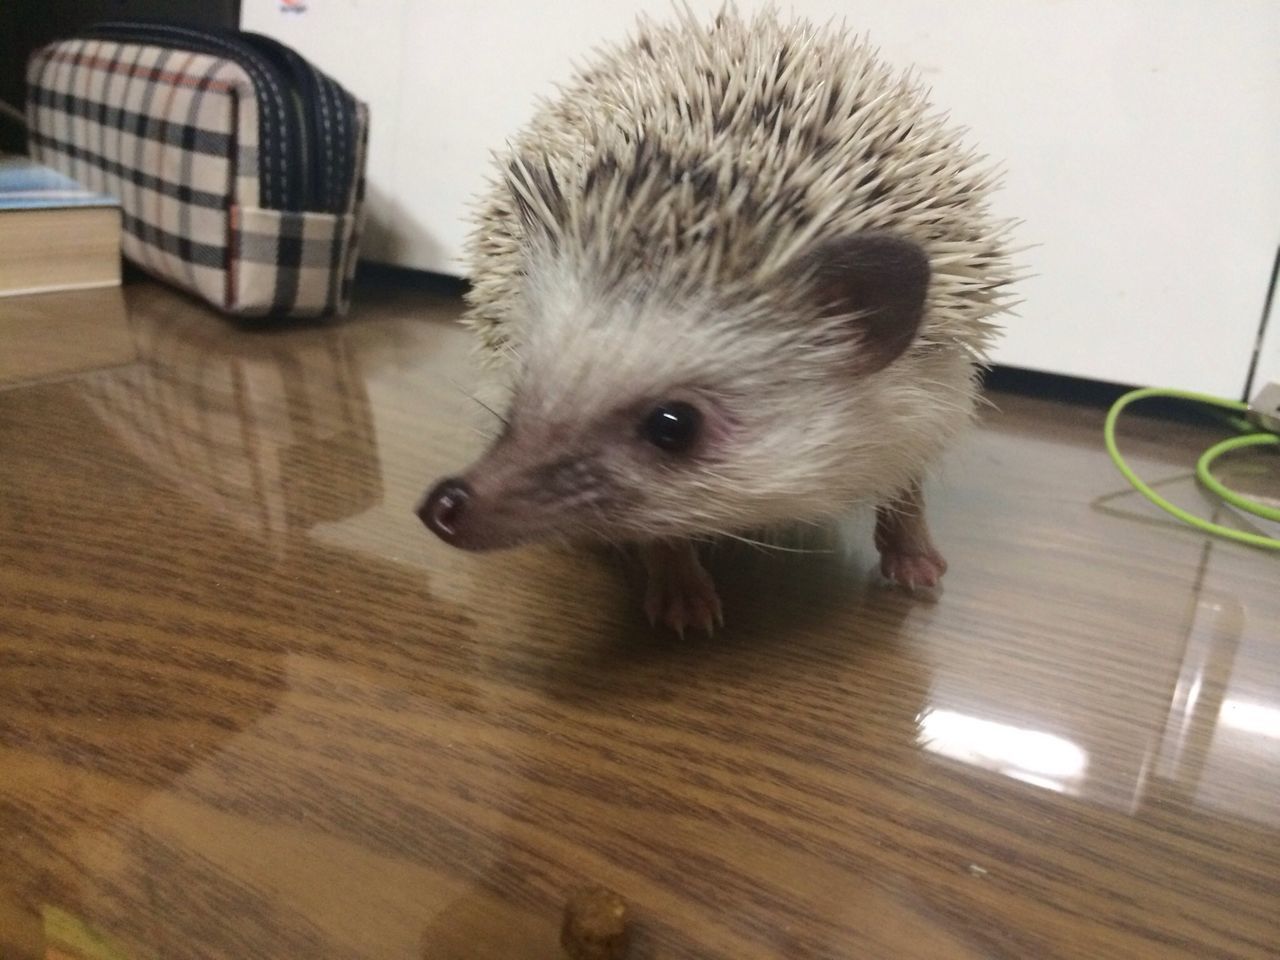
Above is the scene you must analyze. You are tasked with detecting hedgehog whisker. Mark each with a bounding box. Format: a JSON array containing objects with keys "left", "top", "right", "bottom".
[
  {"left": 444, "top": 374, "right": 509, "bottom": 427},
  {"left": 706, "top": 528, "right": 835, "bottom": 555}
]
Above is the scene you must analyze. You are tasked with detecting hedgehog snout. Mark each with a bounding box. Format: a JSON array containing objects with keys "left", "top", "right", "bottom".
[{"left": 417, "top": 436, "right": 584, "bottom": 551}]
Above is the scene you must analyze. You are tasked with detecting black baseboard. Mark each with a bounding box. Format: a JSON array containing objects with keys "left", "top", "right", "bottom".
[
  {"left": 981, "top": 365, "right": 1133, "bottom": 409},
  {"left": 354, "top": 261, "right": 468, "bottom": 297}
]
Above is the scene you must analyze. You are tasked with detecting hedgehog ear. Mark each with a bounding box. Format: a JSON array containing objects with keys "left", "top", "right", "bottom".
[{"left": 799, "top": 232, "right": 930, "bottom": 374}]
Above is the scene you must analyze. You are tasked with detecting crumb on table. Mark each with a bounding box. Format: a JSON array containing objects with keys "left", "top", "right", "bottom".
[{"left": 561, "top": 885, "right": 630, "bottom": 960}]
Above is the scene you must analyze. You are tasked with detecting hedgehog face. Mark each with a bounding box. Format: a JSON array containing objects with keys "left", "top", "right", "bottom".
[
  {"left": 416, "top": 372, "right": 745, "bottom": 549},
  {"left": 418, "top": 233, "right": 942, "bottom": 550}
]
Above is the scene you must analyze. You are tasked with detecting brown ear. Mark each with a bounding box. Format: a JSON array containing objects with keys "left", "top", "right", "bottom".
[{"left": 799, "top": 233, "right": 930, "bottom": 374}]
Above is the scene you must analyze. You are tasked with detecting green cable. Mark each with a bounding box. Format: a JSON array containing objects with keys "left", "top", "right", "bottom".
[
  {"left": 1103, "top": 387, "right": 1280, "bottom": 551},
  {"left": 1197, "top": 433, "right": 1280, "bottom": 522}
]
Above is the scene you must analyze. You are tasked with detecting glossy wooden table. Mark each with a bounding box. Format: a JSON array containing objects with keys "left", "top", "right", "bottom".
[{"left": 2, "top": 280, "right": 1278, "bottom": 960}]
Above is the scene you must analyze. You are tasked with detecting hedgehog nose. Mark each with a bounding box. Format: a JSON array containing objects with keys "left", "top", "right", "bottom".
[{"left": 418, "top": 478, "right": 472, "bottom": 543}]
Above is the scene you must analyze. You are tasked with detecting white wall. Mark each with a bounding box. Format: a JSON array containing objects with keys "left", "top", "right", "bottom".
[
  {"left": 1254, "top": 272, "right": 1280, "bottom": 395},
  {"left": 245, "top": 1, "right": 1280, "bottom": 397}
]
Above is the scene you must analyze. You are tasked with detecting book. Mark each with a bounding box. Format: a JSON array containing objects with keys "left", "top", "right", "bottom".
[{"left": 0, "top": 156, "right": 121, "bottom": 298}]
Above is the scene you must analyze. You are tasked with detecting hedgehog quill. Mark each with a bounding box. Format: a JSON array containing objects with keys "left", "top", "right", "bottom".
[{"left": 419, "top": 6, "right": 1018, "bottom": 633}]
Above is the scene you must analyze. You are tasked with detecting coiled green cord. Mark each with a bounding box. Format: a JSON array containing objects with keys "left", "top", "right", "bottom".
[{"left": 1103, "top": 387, "right": 1280, "bottom": 550}]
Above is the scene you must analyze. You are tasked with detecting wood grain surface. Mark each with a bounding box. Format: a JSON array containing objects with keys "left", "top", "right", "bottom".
[{"left": 1, "top": 279, "right": 1278, "bottom": 960}]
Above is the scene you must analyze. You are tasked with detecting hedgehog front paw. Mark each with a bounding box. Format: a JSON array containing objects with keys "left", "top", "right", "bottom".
[
  {"left": 879, "top": 545, "right": 948, "bottom": 590},
  {"left": 875, "top": 483, "right": 947, "bottom": 592},
  {"left": 641, "top": 540, "right": 723, "bottom": 636},
  {"left": 643, "top": 567, "right": 724, "bottom": 636}
]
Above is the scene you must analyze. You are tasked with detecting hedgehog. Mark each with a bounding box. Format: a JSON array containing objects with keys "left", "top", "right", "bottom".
[{"left": 418, "top": 4, "right": 1017, "bottom": 633}]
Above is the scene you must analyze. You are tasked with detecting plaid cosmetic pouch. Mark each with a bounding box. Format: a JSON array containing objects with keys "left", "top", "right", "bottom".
[{"left": 26, "top": 22, "right": 369, "bottom": 318}]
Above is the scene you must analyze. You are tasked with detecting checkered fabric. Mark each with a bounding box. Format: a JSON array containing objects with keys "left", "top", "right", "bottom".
[{"left": 26, "top": 37, "right": 368, "bottom": 318}]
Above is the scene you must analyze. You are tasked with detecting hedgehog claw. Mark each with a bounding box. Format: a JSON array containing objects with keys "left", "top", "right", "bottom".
[{"left": 642, "top": 540, "right": 722, "bottom": 636}]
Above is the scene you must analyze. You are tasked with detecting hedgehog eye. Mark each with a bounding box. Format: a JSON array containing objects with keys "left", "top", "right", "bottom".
[{"left": 641, "top": 401, "right": 702, "bottom": 453}]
